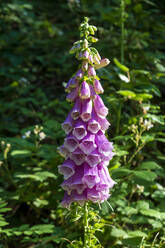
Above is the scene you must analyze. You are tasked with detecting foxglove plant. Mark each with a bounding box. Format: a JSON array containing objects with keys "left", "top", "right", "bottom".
[{"left": 58, "top": 17, "right": 115, "bottom": 209}]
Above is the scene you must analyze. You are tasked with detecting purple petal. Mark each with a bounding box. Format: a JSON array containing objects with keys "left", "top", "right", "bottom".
[
  {"left": 97, "top": 116, "right": 110, "bottom": 131},
  {"left": 88, "top": 66, "right": 96, "bottom": 77},
  {"left": 76, "top": 69, "right": 83, "bottom": 79},
  {"left": 57, "top": 144, "right": 69, "bottom": 158},
  {"left": 97, "top": 165, "right": 116, "bottom": 191},
  {"left": 71, "top": 98, "right": 82, "bottom": 120},
  {"left": 70, "top": 148, "right": 86, "bottom": 165},
  {"left": 66, "top": 87, "right": 78, "bottom": 102},
  {"left": 61, "top": 112, "right": 73, "bottom": 134},
  {"left": 64, "top": 134, "right": 79, "bottom": 152},
  {"left": 95, "top": 131, "right": 113, "bottom": 156},
  {"left": 79, "top": 133, "right": 96, "bottom": 154},
  {"left": 79, "top": 81, "right": 90, "bottom": 99},
  {"left": 87, "top": 109, "right": 101, "bottom": 133},
  {"left": 65, "top": 77, "right": 77, "bottom": 92},
  {"left": 94, "top": 95, "right": 108, "bottom": 118},
  {"left": 86, "top": 149, "right": 101, "bottom": 167},
  {"left": 82, "top": 163, "right": 100, "bottom": 188},
  {"left": 94, "top": 79, "right": 104, "bottom": 94},
  {"left": 58, "top": 159, "right": 75, "bottom": 180},
  {"left": 72, "top": 119, "right": 87, "bottom": 140},
  {"left": 87, "top": 187, "right": 100, "bottom": 202},
  {"left": 81, "top": 99, "right": 92, "bottom": 122},
  {"left": 89, "top": 85, "right": 96, "bottom": 99}
]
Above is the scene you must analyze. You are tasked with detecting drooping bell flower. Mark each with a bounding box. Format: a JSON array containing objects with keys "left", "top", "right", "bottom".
[{"left": 58, "top": 18, "right": 115, "bottom": 208}]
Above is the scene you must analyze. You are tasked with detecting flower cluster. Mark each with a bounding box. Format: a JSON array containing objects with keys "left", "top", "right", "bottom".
[{"left": 58, "top": 18, "right": 115, "bottom": 208}]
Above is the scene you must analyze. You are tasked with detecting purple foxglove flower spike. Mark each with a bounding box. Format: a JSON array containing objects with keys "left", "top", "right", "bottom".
[
  {"left": 79, "top": 81, "right": 90, "bottom": 99},
  {"left": 81, "top": 99, "right": 92, "bottom": 122},
  {"left": 58, "top": 19, "right": 115, "bottom": 208}
]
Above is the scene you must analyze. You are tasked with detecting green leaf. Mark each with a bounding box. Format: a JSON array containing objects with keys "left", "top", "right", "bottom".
[
  {"left": 140, "top": 209, "right": 161, "bottom": 219},
  {"left": 139, "top": 161, "right": 161, "bottom": 170},
  {"left": 136, "top": 201, "right": 149, "bottom": 210},
  {"left": 133, "top": 171, "right": 157, "bottom": 182},
  {"left": 111, "top": 227, "right": 127, "bottom": 238},
  {"left": 123, "top": 237, "right": 143, "bottom": 246},
  {"left": 117, "top": 90, "right": 136, "bottom": 98},
  {"left": 11, "top": 150, "right": 32, "bottom": 157},
  {"left": 114, "top": 58, "right": 129, "bottom": 72}
]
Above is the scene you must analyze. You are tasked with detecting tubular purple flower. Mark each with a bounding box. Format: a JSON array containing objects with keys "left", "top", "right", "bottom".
[
  {"left": 61, "top": 112, "right": 74, "bottom": 134},
  {"left": 87, "top": 109, "right": 101, "bottom": 134},
  {"left": 79, "top": 133, "right": 96, "bottom": 154},
  {"left": 94, "top": 79, "right": 104, "bottom": 94},
  {"left": 58, "top": 159, "right": 76, "bottom": 180},
  {"left": 71, "top": 98, "right": 81, "bottom": 120},
  {"left": 97, "top": 116, "right": 110, "bottom": 131},
  {"left": 64, "top": 134, "right": 79, "bottom": 152},
  {"left": 88, "top": 66, "right": 96, "bottom": 77},
  {"left": 72, "top": 119, "right": 87, "bottom": 140},
  {"left": 94, "top": 95, "right": 108, "bottom": 118},
  {"left": 95, "top": 131, "right": 113, "bottom": 156},
  {"left": 82, "top": 163, "right": 100, "bottom": 188},
  {"left": 70, "top": 148, "right": 86, "bottom": 166},
  {"left": 89, "top": 85, "right": 96, "bottom": 99},
  {"left": 65, "top": 77, "right": 77, "bottom": 92},
  {"left": 86, "top": 149, "right": 101, "bottom": 167},
  {"left": 81, "top": 99, "right": 92, "bottom": 122},
  {"left": 57, "top": 145, "right": 69, "bottom": 158},
  {"left": 76, "top": 69, "right": 83, "bottom": 79},
  {"left": 66, "top": 87, "right": 78, "bottom": 102},
  {"left": 79, "top": 81, "right": 90, "bottom": 99},
  {"left": 61, "top": 166, "right": 86, "bottom": 194}
]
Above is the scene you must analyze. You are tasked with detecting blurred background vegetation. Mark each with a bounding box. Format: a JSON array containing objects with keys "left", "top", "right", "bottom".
[{"left": 0, "top": 0, "right": 165, "bottom": 247}]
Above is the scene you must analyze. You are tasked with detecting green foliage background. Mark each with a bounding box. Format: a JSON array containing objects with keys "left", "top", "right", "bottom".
[{"left": 0, "top": 0, "right": 165, "bottom": 247}]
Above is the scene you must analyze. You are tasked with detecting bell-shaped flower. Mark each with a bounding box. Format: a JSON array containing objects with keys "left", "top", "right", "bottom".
[
  {"left": 94, "top": 95, "right": 108, "bottom": 119},
  {"left": 82, "top": 163, "right": 100, "bottom": 189},
  {"left": 81, "top": 99, "right": 92, "bottom": 122},
  {"left": 58, "top": 159, "right": 76, "bottom": 180},
  {"left": 71, "top": 98, "right": 81, "bottom": 120},
  {"left": 88, "top": 65, "right": 96, "bottom": 77},
  {"left": 66, "top": 87, "right": 78, "bottom": 102},
  {"left": 72, "top": 119, "right": 87, "bottom": 140},
  {"left": 79, "top": 133, "right": 96, "bottom": 154},
  {"left": 79, "top": 81, "right": 90, "bottom": 99},
  {"left": 64, "top": 134, "right": 79, "bottom": 152},
  {"left": 86, "top": 149, "right": 101, "bottom": 167},
  {"left": 70, "top": 148, "right": 86, "bottom": 166},
  {"left": 61, "top": 112, "right": 74, "bottom": 134},
  {"left": 94, "top": 79, "right": 104, "bottom": 94}
]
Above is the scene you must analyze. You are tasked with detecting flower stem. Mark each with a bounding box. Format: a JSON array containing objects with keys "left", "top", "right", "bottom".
[
  {"left": 116, "top": 0, "right": 125, "bottom": 135},
  {"left": 84, "top": 202, "right": 88, "bottom": 247}
]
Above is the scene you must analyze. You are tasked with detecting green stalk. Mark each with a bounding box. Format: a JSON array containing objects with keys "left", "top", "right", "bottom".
[
  {"left": 121, "top": 0, "right": 125, "bottom": 64},
  {"left": 84, "top": 202, "right": 88, "bottom": 247},
  {"left": 116, "top": 0, "right": 125, "bottom": 134}
]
